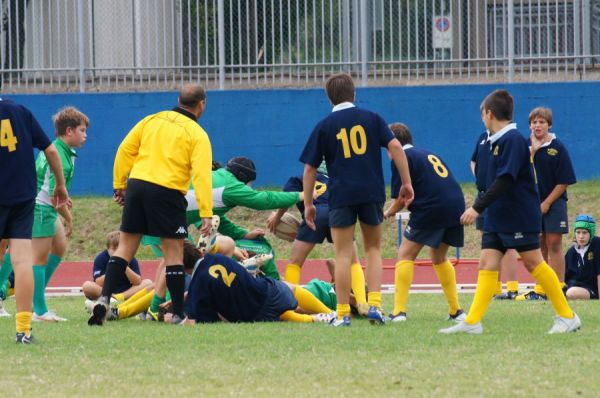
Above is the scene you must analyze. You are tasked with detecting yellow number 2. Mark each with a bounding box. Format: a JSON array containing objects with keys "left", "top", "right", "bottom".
[
  {"left": 1, "top": 119, "right": 18, "bottom": 152},
  {"left": 209, "top": 265, "right": 237, "bottom": 287},
  {"left": 427, "top": 154, "right": 448, "bottom": 178},
  {"left": 336, "top": 125, "right": 367, "bottom": 158}
]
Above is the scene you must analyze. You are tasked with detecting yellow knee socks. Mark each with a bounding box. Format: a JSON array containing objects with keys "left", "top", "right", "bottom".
[
  {"left": 531, "top": 262, "right": 573, "bottom": 319},
  {"left": 280, "top": 310, "right": 314, "bottom": 323},
  {"left": 16, "top": 312, "right": 32, "bottom": 334},
  {"left": 284, "top": 263, "right": 301, "bottom": 284},
  {"left": 393, "top": 260, "right": 414, "bottom": 315},
  {"left": 294, "top": 286, "right": 331, "bottom": 314},
  {"left": 350, "top": 263, "right": 367, "bottom": 305},
  {"left": 433, "top": 260, "right": 460, "bottom": 315},
  {"left": 465, "top": 270, "right": 498, "bottom": 325}
]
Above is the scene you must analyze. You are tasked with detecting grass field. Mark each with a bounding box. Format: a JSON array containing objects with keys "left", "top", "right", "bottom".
[
  {"left": 0, "top": 295, "right": 598, "bottom": 397},
  {"left": 67, "top": 180, "right": 600, "bottom": 262}
]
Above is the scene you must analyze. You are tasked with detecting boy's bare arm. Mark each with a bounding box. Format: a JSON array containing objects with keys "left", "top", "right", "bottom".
[
  {"left": 541, "top": 184, "right": 569, "bottom": 214},
  {"left": 302, "top": 164, "right": 318, "bottom": 230},
  {"left": 56, "top": 205, "right": 73, "bottom": 238},
  {"left": 387, "top": 139, "right": 414, "bottom": 206},
  {"left": 43, "top": 144, "right": 69, "bottom": 208},
  {"left": 124, "top": 267, "right": 142, "bottom": 285}
]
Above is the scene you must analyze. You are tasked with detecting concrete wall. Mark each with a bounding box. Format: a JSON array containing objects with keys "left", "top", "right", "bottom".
[{"left": 7, "top": 81, "right": 600, "bottom": 195}]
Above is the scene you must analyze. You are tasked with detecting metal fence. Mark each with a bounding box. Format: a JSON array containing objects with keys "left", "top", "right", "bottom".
[{"left": 0, "top": 0, "right": 599, "bottom": 93}]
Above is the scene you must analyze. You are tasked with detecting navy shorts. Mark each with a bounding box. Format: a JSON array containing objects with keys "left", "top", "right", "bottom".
[
  {"left": 541, "top": 198, "right": 568, "bottom": 234},
  {"left": 475, "top": 193, "right": 485, "bottom": 231},
  {"left": 0, "top": 199, "right": 35, "bottom": 239},
  {"left": 120, "top": 179, "right": 188, "bottom": 238},
  {"left": 565, "top": 283, "right": 598, "bottom": 299},
  {"left": 329, "top": 202, "right": 384, "bottom": 228},
  {"left": 404, "top": 224, "right": 464, "bottom": 249},
  {"left": 481, "top": 231, "right": 540, "bottom": 253},
  {"left": 254, "top": 279, "right": 298, "bottom": 322},
  {"left": 297, "top": 206, "right": 332, "bottom": 244}
]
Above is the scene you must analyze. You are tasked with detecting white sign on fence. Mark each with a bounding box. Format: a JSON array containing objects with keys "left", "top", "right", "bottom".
[{"left": 432, "top": 15, "right": 452, "bottom": 49}]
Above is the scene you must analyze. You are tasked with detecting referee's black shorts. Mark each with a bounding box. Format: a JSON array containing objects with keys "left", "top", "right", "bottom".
[{"left": 120, "top": 178, "right": 188, "bottom": 239}]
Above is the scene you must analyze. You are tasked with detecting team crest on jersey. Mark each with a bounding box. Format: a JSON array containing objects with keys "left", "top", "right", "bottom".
[
  {"left": 547, "top": 148, "right": 558, "bottom": 156},
  {"left": 588, "top": 252, "right": 594, "bottom": 261},
  {"left": 493, "top": 146, "right": 499, "bottom": 156}
]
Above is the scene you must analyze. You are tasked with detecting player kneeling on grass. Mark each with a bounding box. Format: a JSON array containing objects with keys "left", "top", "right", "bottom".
[
  {"left": 440, "top": 89, "right": 580, "bottom": 335},
  {"left": 82, "top": 231, "right": 153, "bottom": 306},
  {"left": 384, "top": 123, "right": 466, "bottom": 323},
  {"left": 174, "top": 241, "right": 335, "bottom": 324},
  {"left": 563, "top": 215, "right": 600, "bottom": 300}
]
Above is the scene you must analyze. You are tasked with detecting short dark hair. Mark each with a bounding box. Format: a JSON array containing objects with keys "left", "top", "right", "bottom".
[
  {"left": 481, "top": 89, "right": 513, "bottom": 121},
  {"left": 325, "top": 73, "right": 355, "bottom": 105},
  {"left": 179, "top": 84, "right": 206, "bottom": 108},
  {"left": 528, "top": 107, "right": 553, "bottom": 126},
  {"left": 183, "top": 241, "right": 202, "bottom": 271},
  {"left": 389, "top": 123, "right": 413, "bottom": 146}
]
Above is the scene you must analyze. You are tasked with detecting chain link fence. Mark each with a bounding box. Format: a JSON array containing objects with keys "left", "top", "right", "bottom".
[{"left": 0, "top": 0, "right": 599, "bottom": 93}]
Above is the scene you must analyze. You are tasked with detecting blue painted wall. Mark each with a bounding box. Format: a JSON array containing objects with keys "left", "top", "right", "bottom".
[{"left": 7, "top": 81, "right": 600, "bottom": 195}]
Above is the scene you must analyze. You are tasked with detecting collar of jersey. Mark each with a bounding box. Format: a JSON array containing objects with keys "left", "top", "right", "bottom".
[
  {"left": 331, "top": 102, "right": 355, "bottom": 112},
  {"left": 538, "top": 133, "right": 557, "bottom": 148},
  {"left": 191, "top": 257, "right": 205, "bottom": 277},
  {"left": 489, "top": 122, "right": 517, "bottom": 145},
  {"left": 575, "top": 243, "right": 590, "bottom": 257},
  {"left": 55, "top": 138, "right": 77, "bottom": 157},
  {"left": 402, "top": 144, "right": 414, "bottom": 150}
]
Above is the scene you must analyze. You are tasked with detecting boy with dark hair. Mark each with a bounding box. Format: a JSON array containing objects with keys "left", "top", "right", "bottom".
[
  {"left": 441, "top": 89, "right": 580, "bottom": 335},
  {"left": 564, "top": 214, "right": 600, "bottom": 300},
  {"left": 300, "top": 72, "right": 414, "bottom": 326},
  {"left": 0, "top": 97, "right": 69, "bottom": 343},
  {"left": 517, "top": 106, "right": 577, "bottom": 300},
  {"left": 384, "top": 123, "right": 466, "bottom": 323}
]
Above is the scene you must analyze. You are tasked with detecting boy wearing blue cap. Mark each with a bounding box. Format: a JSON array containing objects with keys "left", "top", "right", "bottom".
[{"left": 564, "top": 215, "right": 600, "bottom": 300}]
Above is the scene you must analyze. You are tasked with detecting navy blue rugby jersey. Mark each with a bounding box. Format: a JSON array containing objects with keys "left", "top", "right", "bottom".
[
  {"left": 484, "top": 125, "right": 541, "bottom": 233},
  {"left": 92, "top": 250, "right": 141, "bottom": 293},
  {"left": 391, "top": 146, "right": 464, "bottom": 229},
  {"left": 184, "top": 253, "right": 272, "bottom": 322},
  {"left": 284, "top": 172, "right": 329, "bottom": 214},
  {"left": 530, "top": 135, "right": 576, "bottom": 202},
  {"left": 470, "top": 132, "right": 491, "bottom": 193},
  {"left": 299, "top": 105, "right": 394, "bottom": 209},
  {"left": 0, "top": 98, "right": 51, "bottom": 205},
  {"left": 564, "top": 237, "right": 600, "bottom": 290}
]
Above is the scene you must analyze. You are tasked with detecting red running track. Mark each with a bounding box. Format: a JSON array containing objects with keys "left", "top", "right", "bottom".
[{"left": 48, "top": 259, "right": 536, "bottom": 294}]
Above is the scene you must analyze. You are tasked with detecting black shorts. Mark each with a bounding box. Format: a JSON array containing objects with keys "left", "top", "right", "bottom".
[
  {"left": 481, "top": 231, "right": 540, "bottom": 253},
  {"left": 120, "top": 179, "right": 188, "bottom": 238},
  {"left": 329, "top": 202, "right": 384, "bottom": 228},
  {"left": 297, "top": 206, "right": 332, "bottom": 244},
  {"left": 0, "top": 199, "right": 35, "bottom": 239},
  {"left": 541, "top": 198, "right": 569, "bottom": 234}
]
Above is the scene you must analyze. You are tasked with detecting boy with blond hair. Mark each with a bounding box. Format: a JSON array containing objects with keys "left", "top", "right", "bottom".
[{"left": 300, "top": 73, "right": 413, "bottom": 326}]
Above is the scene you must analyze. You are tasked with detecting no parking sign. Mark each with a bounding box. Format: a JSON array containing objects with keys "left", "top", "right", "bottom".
[{"left": 432, "top": 15, "right": 452, "bottom": 49}]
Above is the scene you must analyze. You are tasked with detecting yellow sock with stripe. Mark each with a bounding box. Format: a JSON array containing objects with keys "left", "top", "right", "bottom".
[
  {"left": 294, "top": 286, "right": 331, "bottom": 314},
  {"left": 112, "top": 293, "right": 126, "bottom": 302},
  {"left": 531, "top": 262, "right": 574, "bottom": 319},
  {"left": 16, "top": 312, "right": 32, "bottom": 334},
  {"left": 507, "top": 280, "right": 519, "bottom": 292},
  {"left": 433, "top": 260, "right": 460, "bottom": 315},
  {"left": 280, "top": 310, "right": 314, "bottom": 323},
  {"left": 533, "top": 284, "right": 546, "bottom": 296},
  {"left": 368, "top": 292, "right": 381, "bottom": 309},
  {"left": 118, "top": 291, "right": 154, "bottom": 320},
  {"left": 284, "top": 264, "right": 301, "bottom": 284},
  {"left": 350, "top": 263, "right": 367, "bottom": 305},
  {"left": 393, "top": 260, "right": 414, "bottom": 315},
  {"left": 336, "top": 303, "right": 351, "bottom": 320},
  {"left": 465, "top": 270, "right": 498, "bottom": 325}
]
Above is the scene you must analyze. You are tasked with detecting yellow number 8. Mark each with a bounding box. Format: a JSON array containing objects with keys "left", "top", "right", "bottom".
[{"left": 427, "top": 154, "right": 448, "bottom": 178}]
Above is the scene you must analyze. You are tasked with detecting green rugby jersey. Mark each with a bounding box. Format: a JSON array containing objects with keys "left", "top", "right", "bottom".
[{"left": 35, "top": 138, "right": 76, "bottom": 206}]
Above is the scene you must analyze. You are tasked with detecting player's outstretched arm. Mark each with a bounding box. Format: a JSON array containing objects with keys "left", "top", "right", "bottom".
[
  {"left": 43, "top": 144, "right": 69, "bottom": 208},
  {"left": 387, "top": 139, "right": 414, "bottom": 206},
  {"left": 302, "top": 164, "right": 317, "bottom": 230}
]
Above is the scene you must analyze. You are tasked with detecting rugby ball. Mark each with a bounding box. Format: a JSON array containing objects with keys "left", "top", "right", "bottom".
[{"left": 272, "top": 212, "right": 301, "bottom": 242}]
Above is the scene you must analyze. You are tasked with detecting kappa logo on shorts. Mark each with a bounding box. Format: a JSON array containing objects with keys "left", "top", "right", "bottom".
[
  {"left": 514, "top": 232, "right": 523, "bottom": 239},
  {"left": 175, "top": 226, "right": 186, "bottom": 234}
]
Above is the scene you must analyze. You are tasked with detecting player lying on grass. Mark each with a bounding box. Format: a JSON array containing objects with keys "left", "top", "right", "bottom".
[
  {"left": 563, "top": 215, "right": 600, "bottom": 300},
  {"left": 268, "top": 162, "right": 369, "bottom": 316},
  {"left": 170, "top": 241, "right": 336, "bottom": 324},
  {"left": 384, "top": 123, "right": 466, "bottom": 323}
]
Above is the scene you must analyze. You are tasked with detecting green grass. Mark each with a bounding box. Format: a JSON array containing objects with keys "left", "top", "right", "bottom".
[
  {"left": 0, "top": 295, "right": 598, "bottom": 397},
  {"left": 67, "top": 180, "right": 600, "bottom": 261}
]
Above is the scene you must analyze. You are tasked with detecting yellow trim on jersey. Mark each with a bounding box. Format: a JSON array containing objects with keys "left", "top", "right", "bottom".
[{"left": 113, "top": 110, "right": 213, "bottom": 217}]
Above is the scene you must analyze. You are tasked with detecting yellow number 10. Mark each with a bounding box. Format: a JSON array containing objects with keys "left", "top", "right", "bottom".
[
  {"left": 427, "top": 154, "right": 448, "bottom": 178},
  {"left": 336, "top": 125, "right": 367, "bottom": 158},
  {"left": 1, "top": 119, "right": 18, "bottom": 152}
]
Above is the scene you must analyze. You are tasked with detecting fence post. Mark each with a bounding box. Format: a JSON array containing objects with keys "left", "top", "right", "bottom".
[
  {"left": 359, "top": 0, "right": 368, "bottom": 86},
  {"left": 582, "top": 0, "right": 591, "bottom": 65},
  {"left": 218, "top": 0, "right": 225, "bottom": 90},
  {"left": 77, "top": 0, "right": 86, "bottom": 92},
  {"left": 507, "top": 0, "right": 514, "bottom": 83}
]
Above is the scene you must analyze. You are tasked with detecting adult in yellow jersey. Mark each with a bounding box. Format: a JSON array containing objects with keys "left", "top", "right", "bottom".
[{"left": 88, "top": 84, "right": 214, "bottom": 326}]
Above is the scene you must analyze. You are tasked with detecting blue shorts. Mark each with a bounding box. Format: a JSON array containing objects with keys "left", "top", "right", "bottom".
[
  {"left": 254, "top": 278, "right": 298, "bottom": 322},
  {"left": 475, "top": 193, "right": 485, "bottom": 231},
  {"left": 404, "top": 224, "right": 464, "bottom": 249},
  {"left": 481, "top": 231, "right": 540, "bottom": 253},
  {"left": 541, "top": 198, "right": 568, "bottom": 234},
  {"left": 329, "top": 202, "right": 384, "bottom": 228},
  {"left": 0, "top": 199, "right": 35, "bottom": 239},
  {"left": 297, "top": 206, "right": 332, "bottom": 244},
  {"left": 564, "top": 283, "right": 598, "bottom": 299}
]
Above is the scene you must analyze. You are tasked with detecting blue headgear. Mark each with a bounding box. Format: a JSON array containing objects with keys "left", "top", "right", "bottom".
[{"left": 574, "top": 214, "right": 596, "bottom": 238}]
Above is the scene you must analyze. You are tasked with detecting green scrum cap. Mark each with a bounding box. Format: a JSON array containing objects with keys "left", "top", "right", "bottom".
[{"left": 574, "top": 214, "right": 596, "bottom": 237}]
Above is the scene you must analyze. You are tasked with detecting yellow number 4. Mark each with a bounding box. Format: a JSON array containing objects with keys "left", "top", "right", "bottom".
[
  {"left": 336, "top": 125, "right": 367, "bottom": 158},
  {"left": 209, "top": 265, "right": 237, "bottom": 287},
  {"left": 1, "top": 119, "right": 18, "bottom": 152}
]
